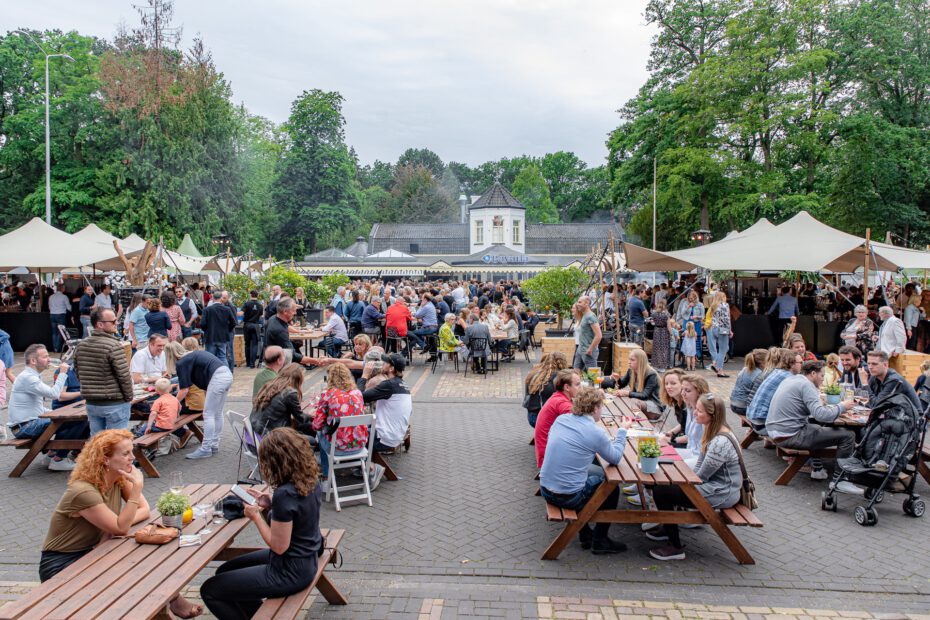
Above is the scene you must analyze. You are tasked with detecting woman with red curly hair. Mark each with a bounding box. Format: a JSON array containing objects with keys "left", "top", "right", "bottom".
[
  {"left": 40, "top": 429, "right": 203, "bottom": 618},
  {"left": 201, "top": 427, "right": 323, "bottom": 620}
]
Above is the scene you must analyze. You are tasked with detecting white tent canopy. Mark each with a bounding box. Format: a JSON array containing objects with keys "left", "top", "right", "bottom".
[
  {"left": 0, "top": 218, "right": 123, "bottom": 272},
  {"left": 623, "top": 211, "right": 901, "bottom": 273},
  {"left": 870, "top": 242, "right": 930, "bottom": 270}
]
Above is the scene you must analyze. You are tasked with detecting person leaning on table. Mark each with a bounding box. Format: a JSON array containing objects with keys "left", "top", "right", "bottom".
[
  {"left": 539, "top": 386, "right": 631, "bottom": 555},
  {"left": 40, "top": 429, "right": 203, "bottom": 618},
  {"left": 200, "top": 427, "right": 323, "bottom": 620}
]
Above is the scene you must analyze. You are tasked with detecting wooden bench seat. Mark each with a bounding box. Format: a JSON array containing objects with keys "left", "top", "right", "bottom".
[
  {"left": 545, "top": 503, "right": 577, "bottom": 522},
  {"left": 736, "top": 414, "right": 761, "bottom": 449},
  {"left": 253, "top": 528, "right": 347, "bottom": 619},
  {"left": 774, "top": 446, "right": 838, "bottom": 485},
  {"left": 722, "top": 505, "right": 764, "bottom": 527},
  {"left": 0, "top": 438, "right": 33, "bottom": 449},
  {"left": 132, "top": 413, "right": 203, "bottom": 478}
]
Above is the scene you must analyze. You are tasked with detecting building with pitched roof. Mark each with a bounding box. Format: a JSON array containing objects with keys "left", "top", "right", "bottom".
[{"left": 297, "top": 182, "right": 623, "bottom": 281}]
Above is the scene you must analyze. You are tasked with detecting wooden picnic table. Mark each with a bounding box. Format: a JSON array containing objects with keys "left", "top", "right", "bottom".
[
  {"left": 541, "top": 397, "right": 761, "bottom": 564},
  {"left": 4, "top": 388, "right": 202, "bottom": 478},
  {"left": 288, "top": 328, "right": 326, "bottom": 342},
  {"left": 0, "top": 483, "right": 347, "bottom": 620}
]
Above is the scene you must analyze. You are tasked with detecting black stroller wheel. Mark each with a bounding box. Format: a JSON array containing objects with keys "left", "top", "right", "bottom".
[
  {"left": 864, "top": 488, "right": 884, "bottom": 504},
  {"left": 854, "top": 505, "right": 878, "bottom": 526},
  {"left": 904, "top": 498, "right": 925, "bottom": 518},
  {"left": 821, "top": 491, "right": 837, "bottom": 512}
]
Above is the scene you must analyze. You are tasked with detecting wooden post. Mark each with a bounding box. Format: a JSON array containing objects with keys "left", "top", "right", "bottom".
[
  {"left": 863, "top": 228, "right": 871, "bottom": 301},
  {"left": 609, "top": 231, "right": 618, "bottom": 342},
  {"left": 597, "top": 242, "right": 605, "bottom": 330}
]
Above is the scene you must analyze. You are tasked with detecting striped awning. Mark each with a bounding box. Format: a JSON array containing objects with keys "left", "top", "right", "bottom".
[
  {"left": 378, "top": 268, "right": 424, "bottom": 277},
  {"left": 299, "top": 267, "right": 379, "bottom": 277}
]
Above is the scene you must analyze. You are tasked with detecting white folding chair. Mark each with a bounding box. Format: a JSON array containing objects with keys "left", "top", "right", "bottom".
[
  {"left": 324, "top": 414, "right": 375, "bottom": 511},
  {"left": 225, "top": 410, "right": 261, "bottom": 482}
]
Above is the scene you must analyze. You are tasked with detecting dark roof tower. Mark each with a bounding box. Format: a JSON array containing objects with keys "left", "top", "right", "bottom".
[{"left": 468, "top": 182, "right": 525, "bottom": 211}]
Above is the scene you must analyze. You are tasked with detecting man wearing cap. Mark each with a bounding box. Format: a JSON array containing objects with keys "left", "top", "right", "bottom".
[{"left": 359, "top": 352, "right": 413, "bottom": 488}]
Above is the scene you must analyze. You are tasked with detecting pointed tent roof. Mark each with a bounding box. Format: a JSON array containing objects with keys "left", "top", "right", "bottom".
[
  {"left": 176, "top": 234, "right": 204, "bottom": 257},
  {"left": 622, "top": 212, "right": 900, "bottom": 273},
  {"left": 0, "top": 218, "right": 122, "bottom": 271},
  {"left": 469, "top": 182, "right": 525, "bottom": 211},
  {"left": 74, "top": 223, "right": 119, "bottom": 245}
]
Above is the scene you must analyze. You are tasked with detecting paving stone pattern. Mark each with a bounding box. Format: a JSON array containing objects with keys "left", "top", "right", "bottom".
[{"left": 0, "top": 353, "right": 928, "bottom": 618}]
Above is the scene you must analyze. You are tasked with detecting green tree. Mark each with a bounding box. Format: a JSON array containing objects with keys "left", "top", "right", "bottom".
[
  {"left": 397, "top": 147, "right": 444, "bottom": 177},
  {"left": 271, "top": 89, "right": 360, "bottom": 256},
  {"left": 377, "top": 165, "right": 458, "bottom": 223},
  {"left": 511, "top": 164, "right": 558, "bottom": 223}
]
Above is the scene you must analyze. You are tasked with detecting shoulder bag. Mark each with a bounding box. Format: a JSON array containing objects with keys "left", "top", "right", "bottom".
[
  {"left": 722, "top": 432, "right": 759, "bottom": 510},
  {"left": 134, "top": 524, "right": 180, "bottom": 545}
]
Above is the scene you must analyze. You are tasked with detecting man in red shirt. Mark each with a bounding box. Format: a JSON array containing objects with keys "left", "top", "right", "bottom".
[
  {"left": 534, "top": 369, "right": 581, "bottom": 467},
  {"left": 385, "top": 298, "right": 412, "bottom": 337}
]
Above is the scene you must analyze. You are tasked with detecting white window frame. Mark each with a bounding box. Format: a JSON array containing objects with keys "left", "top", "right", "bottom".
[
  {"left": 475, "top": 220, "right": 483, "bottom": 244},
  {"left": 513, "top": 220, "right": 522, "bottom": 244}
]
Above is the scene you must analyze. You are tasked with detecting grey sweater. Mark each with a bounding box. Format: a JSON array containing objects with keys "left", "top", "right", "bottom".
[
  {"left": 694, "top": 434, "right": 742, "bottom": 509},
  {"left": 765, "top": 374, "right": 841, "bottom": 439}
]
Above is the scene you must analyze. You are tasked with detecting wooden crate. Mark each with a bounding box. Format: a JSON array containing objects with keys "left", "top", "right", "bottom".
[
  {"left": 613, "top": 342, "right": 642, "bottom": 376},
  {"left": 890, "top": 349, "right": 930, "bottom": 384},
  {"left": 541, "top": 337, "right": 575, "bottom": 361},
  {"left": 233, "top": 334, "right": 245, "bottom": 367},
  {"left": 122, "top": 341, "right": 132, "bottom": 366}
]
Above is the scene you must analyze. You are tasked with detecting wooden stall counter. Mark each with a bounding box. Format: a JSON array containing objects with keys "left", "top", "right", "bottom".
[{"left": 890, "top": 349, "right": 930, "bottom": 384}]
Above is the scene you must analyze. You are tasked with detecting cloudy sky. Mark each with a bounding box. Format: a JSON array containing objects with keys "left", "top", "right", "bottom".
[{"left": 6, "top": 0, "right": 654, "bottom": 166}]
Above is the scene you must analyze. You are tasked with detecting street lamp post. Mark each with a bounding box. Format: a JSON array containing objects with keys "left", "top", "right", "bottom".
[{"left": 14, "top": 30, "right": 75, "bottom": 226}]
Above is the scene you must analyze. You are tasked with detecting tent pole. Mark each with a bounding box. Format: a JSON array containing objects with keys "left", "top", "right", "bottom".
[
  {"left": 610, "top": 231, "right": 618, "bottom": 343},
  {"left": 597, "top": 242, "right": 605, "bottom": 330},
  {"left": 863, "top": 228, "right": 871, "bottom": 301}
]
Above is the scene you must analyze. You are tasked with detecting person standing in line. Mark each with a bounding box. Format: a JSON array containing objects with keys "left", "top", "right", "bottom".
[
  {"left": 74, "top": 308, "right": 134, "bottom": 434},
  {"left": 573, "top": 296, "right": 602, "bottom": 371},
  {"left": 78, "top": 286, "right": 96, "bottom": 338},
  {"left": 241, "top": 290, "right": 264, "bottom": 369},
  {"left": 49, "top": 284, "right": 71, "bottom": 353}
]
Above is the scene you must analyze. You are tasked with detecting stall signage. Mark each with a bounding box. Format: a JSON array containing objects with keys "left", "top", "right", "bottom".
[{"left": 482, "top": 254, "right": 529, "bottom": 265}]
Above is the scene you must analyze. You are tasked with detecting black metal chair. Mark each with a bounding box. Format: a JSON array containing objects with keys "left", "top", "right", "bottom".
[
  {"left": 385, "top": 327, "right": 412, "bottom": 363},
  {"left": 463, "top": 337, "right": 497, "bottom": 378}
]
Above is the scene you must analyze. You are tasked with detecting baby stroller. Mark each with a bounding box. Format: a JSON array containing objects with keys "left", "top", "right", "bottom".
[{"left": 821, "top": 392, "right": 928, "bottom": 526}]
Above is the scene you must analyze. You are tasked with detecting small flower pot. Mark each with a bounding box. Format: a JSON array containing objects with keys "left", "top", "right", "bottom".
[
  {"left": 640, "top": 456, "right": 659, "bottom": 474},
  {"left": 825, "top": 394, "right": 841, "bottom": 405},
  {"left": 161, "top": 514, "right": 183, "bottom": 530}
]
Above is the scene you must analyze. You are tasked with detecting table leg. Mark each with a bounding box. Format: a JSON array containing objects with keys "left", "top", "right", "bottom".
[
  {"left": 372, "top": 452, "right": 398, "bottom": 481},
  {"left": 774, "top": 454, "right": 807, "bottom": 486},
  {"left": 541, "top": 480, "right": 619, "bottom": 560},
  {"left": 316, "top": 573, "right": 348, "bottom": 605},
  {"left": 8, "top": 420, "right": 61, "bottom": 478},
  {"left": 133, "top": 446, "right": 160, "bottom": 478},
  {"left": 679, "top": 484, "right": 754, "bottom": 565},
  {"left": 186, "top": 420, "right": 204, "bottom": 443},
  {"left": 741, "top": 428, "right": 759, "bottom": 449}
]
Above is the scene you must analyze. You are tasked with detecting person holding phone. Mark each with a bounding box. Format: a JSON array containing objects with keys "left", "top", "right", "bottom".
[{"left": 200, "top": 428, "right": 323, "bottom": 620}]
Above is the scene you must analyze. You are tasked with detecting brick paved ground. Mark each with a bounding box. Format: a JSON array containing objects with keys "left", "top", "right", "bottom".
[{"left": 0, "top": 350, "right": 929, "bottom": 618}]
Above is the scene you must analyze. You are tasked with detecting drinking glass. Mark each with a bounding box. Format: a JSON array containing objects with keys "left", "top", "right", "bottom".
[
  {"left": 195, "top": 502, "right": 214, "bottom": 535},
  {"left": 212, "top": 498, "right": 228, "bottom": 527},
  {"left": 169, "top": 471, "right": 184, "bottom": 495}
]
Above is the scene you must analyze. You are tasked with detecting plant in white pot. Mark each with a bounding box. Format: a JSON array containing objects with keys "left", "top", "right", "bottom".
[
  {"left": 156, "top": 492, "right": 190, "bottom": 529},
  {"left": 638, "top": 440, "right": 662, "bottom": 474}
]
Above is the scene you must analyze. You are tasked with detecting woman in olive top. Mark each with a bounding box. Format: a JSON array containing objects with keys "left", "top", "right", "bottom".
[{"left": 41, "top": 429, "right": 203, "bottom": 617}]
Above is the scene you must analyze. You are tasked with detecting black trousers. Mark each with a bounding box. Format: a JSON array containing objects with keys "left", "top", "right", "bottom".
[
  {"left": 39, "top": 549, "right": 89, "bottom": 582},
  {"left": 651, "top": 485, "right": 693, "bottom": 548},
  {"left": 201, "top": 549, "right": 316, "bottom": 620},
  {"left": 243, "top": 322, "right": 261, "bottom": 368}
]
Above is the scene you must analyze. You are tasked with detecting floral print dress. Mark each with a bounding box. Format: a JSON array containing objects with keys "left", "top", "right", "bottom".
[{"left": 311, "top": 387, "right": 367, "bottom": 451}]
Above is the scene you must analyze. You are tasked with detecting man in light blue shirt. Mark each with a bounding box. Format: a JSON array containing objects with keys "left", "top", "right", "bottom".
[
  {"left": 7, "top": 344, "right": 88, "bottom": 470},
  {"left": 539, "top": 387, "right": 630, "bottom": 554},
  {"left": 408, "top": 294, "right": 439, "bottom": 353},
  {"left": 767, "top": 286, "right": 799, "bottom": 337},
  {"left": 322, "top": 305, "right": 349, "bottom": 357}
]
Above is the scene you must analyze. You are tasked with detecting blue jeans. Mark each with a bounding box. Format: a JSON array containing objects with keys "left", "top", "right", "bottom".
[
  {"left": 325, "top": 338, "right": 346, "bottom": 358},
  {"left": 13, "top": 417, "right": 89, "bottom": 458},
  {"left": 408, "top": 326, "right": 437, "bottom": 350},
  {"left": 317, "top": 433, "right": 359, "bottom": 478},
  {"left": 50, "top": 313, "right": 68, "bottom": 352},
  {"left": 707, "top": 326, "right": 729, "bottom": 370},
  {"left": 205, "top": 341, "right": 227, "bottom": 365},
  {"left": 226, "top": 338, "right": 236, "bottom": 372},
  {"left": 540, "top": 464, "right": 619, "bottom": 539},
  {"left": 80, "top": 316, "right": 92, "bottom": 338},
  {"left": 86, "top": 402, "right": 132, "bottom": 435}
]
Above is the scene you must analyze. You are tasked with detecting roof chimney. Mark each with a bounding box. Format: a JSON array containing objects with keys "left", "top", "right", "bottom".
[{"left": 458, "top": 194, "right": 468, "bottom": 224}]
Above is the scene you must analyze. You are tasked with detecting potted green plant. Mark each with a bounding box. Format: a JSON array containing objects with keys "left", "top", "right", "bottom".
[
  {"left": 156, "top": 492, "right": 190, "bottom": 529},
  {"left": 638, "top": 440, "right": 662, "bottom": 474},
  {"left": 521, "top": 266, "right": 587, "bottom": 335},
  {"left": 823, "top": 382, "right": 842, "bottom": 405}
]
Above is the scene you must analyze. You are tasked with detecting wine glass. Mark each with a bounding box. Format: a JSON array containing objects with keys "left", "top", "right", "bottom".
[
  {"left": 169, "top": 471, "right": 184, "bottom": 495},
  {"left": 195, "top": 502, "right": 214, "bottom": 535}
]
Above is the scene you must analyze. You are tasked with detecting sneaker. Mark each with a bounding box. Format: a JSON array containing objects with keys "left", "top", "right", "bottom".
[
  {"left": 185, "top": 447, "right": 214, "bottom": 460},
  {"left": 48, "top": 457, "right": 76, "bottom": 471},
  {"left": 369, "top": 464, "right": 386, "bottom": 491},
  {"left": 810, "top": 468, "right": 829, "bottom": 480},
  {"left": 319, "top": 479, "right": 330, "bottom": 494},
  {"left": 649, "top": 545, "right": 686, "bottom": 561},
  {"left": 592, "top": 537, "right": 628, "bottom": 555},
  {"left": 643, "top": 526, "right": 668, "bottom": 542},
  {"left": 834, "top": 481, "right": 865, "bottom": 495},
  {"left": 641, "top": 522, "right": 659, "bottom": 531},
  {"left": 626, "top": 494, "right": 643, "bottom": 507},
  {"left": 623, "top": 484, "right": 639, "bottom": 496},
  {"left": 578, "top": 525, "right": 593, "bottom": 550}
]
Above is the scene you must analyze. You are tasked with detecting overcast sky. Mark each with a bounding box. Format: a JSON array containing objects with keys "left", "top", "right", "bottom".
[{"left": 6, "top": 0, "right": 653, "bottom": 166}]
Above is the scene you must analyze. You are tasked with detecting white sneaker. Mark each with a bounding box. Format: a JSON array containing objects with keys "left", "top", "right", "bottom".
[
  {"left": 810, "top": 468, "right": 829, "bottom": 480},
  {"left": 369, "top": 464, "right": 386, "bottom": 491},
  {"left": 319, "top": 479, "right": 330, "bottom": 494},
  {"left": 622, "top": 484, "right": 639, "bottom": 496},
  {"left": 48, "top": 457, "right": 76, "bottom": 471},
  {"left": 834, "top": 481, "right": 865, "bottom": 495},
  {"left": 641, "top": 522, "right": 659, "bottom": 531},
  {"left": 626, "top": 494, "right": 643, "bottom": 507}
]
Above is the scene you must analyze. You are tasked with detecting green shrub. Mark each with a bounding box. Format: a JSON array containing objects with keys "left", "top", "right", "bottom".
[
  {"left": 522, "top": 266, "right": 587, "bottom": 325},
  {"left": 638, "top": 441, "right": 662, "bottom": 458},
  {"left": 156, "top": 491, "right": 190, "bottom": 516}
]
